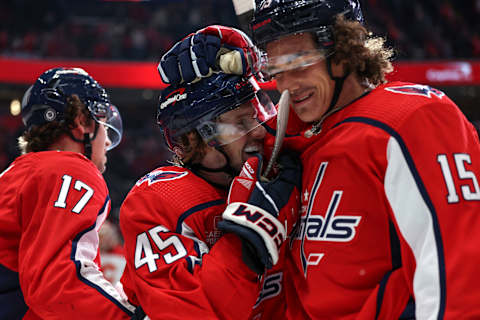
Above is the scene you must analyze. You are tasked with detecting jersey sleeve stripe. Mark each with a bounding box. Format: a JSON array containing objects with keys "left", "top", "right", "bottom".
[
  {"left": 337, "top": 116, "right": 446, "bottom": 319},
  {"left": 70, "top": 195, "right": 135, "bottom": 315},
  {"left": 375, "top": 270, "right": 393, "bottom": 319},
  {"left": 186, "top": 241, "right": 203, "bottom": 274},
  {"left": 385, "top": 137, "right": 443, "bottom": 318},
  {"left": 175, "top": 199, "right": 225, "bottom": 234},
  {"left": 262, "top": 122, "right": 300, "bottom": 138},
  {"left": 388, "top": 219, "right": 402, "bottom": 270}
]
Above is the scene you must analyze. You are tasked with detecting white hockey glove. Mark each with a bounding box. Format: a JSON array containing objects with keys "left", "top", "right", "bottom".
[{"left": 218, "top": 153, "right": 301, "bottom": 274}]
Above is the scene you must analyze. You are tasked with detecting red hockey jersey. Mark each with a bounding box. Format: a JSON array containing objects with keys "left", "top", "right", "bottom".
[
  {"left": 265, "top": 82, "right": 480, "bottom": 319},
  {"left": 119, "top": 165, "right": 263, "bottom": 320},
  {"left": 0, "top": 151, "right": 134, "bottom": 319}
]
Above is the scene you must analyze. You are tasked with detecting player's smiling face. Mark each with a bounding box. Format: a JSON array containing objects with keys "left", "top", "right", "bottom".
[
  {"left": 266, "top": 32, "right": 335, "bottom": 123},
  {"left": 218, "top": 102, "right": 266, "bottom": 171}
]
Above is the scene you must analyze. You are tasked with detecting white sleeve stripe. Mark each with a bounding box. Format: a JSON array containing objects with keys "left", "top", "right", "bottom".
[
  {"left": 338, "top": 116, "right": 447, "bottom": 319},
  {"left": 181, "top": 222, "right": 209, "bottom": 255},
  {"left": 385, "top": 136, "right": 444, "bottom": 319},
  {"left": 71, "top": 196, "right": 135, "bottom": 314}
]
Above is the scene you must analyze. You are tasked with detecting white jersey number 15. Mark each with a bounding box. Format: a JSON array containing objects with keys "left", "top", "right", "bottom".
[{"left": 437, "top": 153, "right": 480, "bottom": 203}]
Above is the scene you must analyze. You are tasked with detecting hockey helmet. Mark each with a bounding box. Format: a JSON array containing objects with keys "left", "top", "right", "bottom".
[
  {"left": 251, "top": 0, "right": 364, "bottom": 48},
  {"left": 157, "top": 72, "right": 276, "bottom": 150},
  {"left": 21, "top": 67, "right": 123, "bottom": 150}
]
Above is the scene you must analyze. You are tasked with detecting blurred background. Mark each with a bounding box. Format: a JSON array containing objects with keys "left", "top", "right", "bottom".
[{"left": 1, "top": 0, "right": 480, "bottom": 225}]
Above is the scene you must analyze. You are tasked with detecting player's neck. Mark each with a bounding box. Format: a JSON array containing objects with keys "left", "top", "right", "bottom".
[
  {"left": 48, "top": 134, "right": 83, "bottom": 153},
  {"left": 335, "top": 73, "right": 370, "bottom": 109},
  {"left": 196, "top": 169, "right": 232, "bottom": 190}
]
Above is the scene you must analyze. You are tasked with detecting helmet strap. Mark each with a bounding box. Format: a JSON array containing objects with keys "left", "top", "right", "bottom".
[
  {"left": 83, "top": 133, "right": 92, "bottom": 160},
  {"left": 326, "top": 57, "right": 350, "bottom": 113},
  {"left": 187, "top": 145, "right": 238, "bottom": 189},
  {"left": 68, "top": 121, "right": 99, "bottom": 160}
]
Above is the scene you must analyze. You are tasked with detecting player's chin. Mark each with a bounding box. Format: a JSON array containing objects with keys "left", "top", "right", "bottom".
[{"left": 99, "top": 157, "right": 108, "bottom": 173}]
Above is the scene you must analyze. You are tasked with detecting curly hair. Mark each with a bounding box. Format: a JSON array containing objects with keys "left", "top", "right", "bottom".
[
  {"left": 331, "top": 15, "right": 394, "bottom": 86},
  {"left": 17, "top": 95, "right": 92, "bottom": 154}
]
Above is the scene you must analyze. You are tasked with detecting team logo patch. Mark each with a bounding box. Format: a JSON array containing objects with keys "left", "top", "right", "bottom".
[
  {"left": 254, "top": 271, "right": 283, "bottom": 307},
  {"left": 136, "top": 170, "right": 188, "bottom": 186},
  {"left": 258, "top": 0, "right": 273, "bottom": 10},
  {"left": 297, "top": 162, "right": 363, "bottom": 277},
  {"left": 160, "top": 88, "right": 187, "bottom": 110},
  {"left": 385, "top": 85, "right": 445, "bottom": 99}
]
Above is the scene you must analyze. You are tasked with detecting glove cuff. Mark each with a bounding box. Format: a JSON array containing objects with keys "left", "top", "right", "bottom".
[{"left": 222, "top": 202, "right": 286, "bottom": 265}]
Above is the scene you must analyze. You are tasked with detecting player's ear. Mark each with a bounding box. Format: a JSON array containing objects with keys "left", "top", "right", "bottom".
[
  {"left": 173, "top": 146, "right": 185, "bottom": 160},
  {"left": 71, "top": 113, "right": 92, "bottom": 138}
]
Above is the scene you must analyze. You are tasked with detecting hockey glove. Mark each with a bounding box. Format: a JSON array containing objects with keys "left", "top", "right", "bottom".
[
  {"left": 158, "top": 25, "right": 263, "bottom": 85},
  {"left": 218, "top": 153, "right": 301, "bottom": 274}
]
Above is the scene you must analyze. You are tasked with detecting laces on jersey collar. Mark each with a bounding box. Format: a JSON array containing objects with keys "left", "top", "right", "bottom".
[{"left": 303, "top": 87, "right": 373, "bottom": 138}]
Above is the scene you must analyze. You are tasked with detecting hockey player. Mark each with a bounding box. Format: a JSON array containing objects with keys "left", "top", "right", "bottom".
[
  {"left": 0, "top": 67, "right": 135, "bottom": 319},
  {"left": 119, "top": 72, "right": 301, "bottom": 320},
  {"left": 157, "top": 0, "right": 480, "bottom": 319}
]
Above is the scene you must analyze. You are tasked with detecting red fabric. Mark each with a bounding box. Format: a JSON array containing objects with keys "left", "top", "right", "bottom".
[
  {"left": 265, "top": 82, "right": 480, "bottom": 318},
  {"left": 119, "top": 165, "right": 262, "bottom": 319},
  {"left": 0, "top": 151, "right": 133, "bottom": 319}
]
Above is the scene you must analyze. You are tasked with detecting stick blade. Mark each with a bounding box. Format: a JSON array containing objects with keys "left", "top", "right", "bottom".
[{"left": 263, "top": 90, "right": 290, "bottom": 178}]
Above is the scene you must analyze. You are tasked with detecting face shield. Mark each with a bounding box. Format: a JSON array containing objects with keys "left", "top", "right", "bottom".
[
  {"left": 196, "top": 84, "right": 277, "bottom": 147},
  {"left": 88, "top": 101, "right": 123, "bottom": 150},
  {"left": 261, "top": 47, "right": 333, "bottom": 80}
]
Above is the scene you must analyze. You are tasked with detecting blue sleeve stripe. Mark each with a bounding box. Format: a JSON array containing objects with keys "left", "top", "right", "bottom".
[
  {"left": 261, "top": 121, "right": 299, "bottom": 138},
  {"left": 175, "top": 199, "right": 225, "bottom": 234}
]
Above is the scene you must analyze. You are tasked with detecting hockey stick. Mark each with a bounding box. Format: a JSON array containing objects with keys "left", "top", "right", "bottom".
[
  {"left": 231, "top": 0, "right": 255, "bottom": 36},
  {"left": 218, "top": 0, "right": 256, "bottom": 74},
  {"left": 229, "top": 1, "right": 291, "bottom": 179},
  {"left": 262, "top": 90, "right": 290, "bottom": 179}
]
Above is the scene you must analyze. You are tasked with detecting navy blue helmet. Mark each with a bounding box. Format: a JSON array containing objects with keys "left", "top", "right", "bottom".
[
  {"left": 251, "top": 0, "right": 364, "bottom": 48},
  {"left": 21, "top": 67, "right": 123, "bottom": 150},
  {"left": 157, "top": 73, "right": 276, "bottom": 150}
]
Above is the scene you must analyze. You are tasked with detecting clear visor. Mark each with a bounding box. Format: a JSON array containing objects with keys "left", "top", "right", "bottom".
[
  {"left": 90, "top": 102, "right": 123, "bottom": 150},
  {"left": 261, "top": 48, "right": 332, "bottom": 80},
  {"left": 197, "top": 89, "right": 277, "bottom": 146}
]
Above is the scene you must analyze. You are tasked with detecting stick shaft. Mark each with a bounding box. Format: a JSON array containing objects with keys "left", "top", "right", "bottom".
[
  {"left": 231, "top": 0, "right": 255, "bottom": 35},
  {"left": 263, "top": 90, "right": 290, "bottom": 178}
]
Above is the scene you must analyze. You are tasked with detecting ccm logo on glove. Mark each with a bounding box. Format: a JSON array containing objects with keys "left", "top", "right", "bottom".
[{"left": 223, "top": 201, "right": 286, "bottom": 264}]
